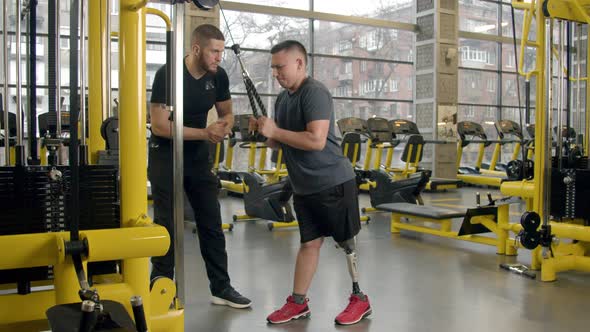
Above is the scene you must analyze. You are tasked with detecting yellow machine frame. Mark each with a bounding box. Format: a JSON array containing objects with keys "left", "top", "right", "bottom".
[
  {"left": 218, "top": 139, "right": 288, "bottom": 194},
  {"left": 456, "top": 140, "right": 504, "bottom": 187},
  {"left": 0, "top": 1, "right": 184, "bottom": 330},
  {"left": 389, "top": 203, "right": 519, "bottom": 256},
  {"left": 506, "top": 0, "right": 590, "bottom": 281},
  {"left": 375, "top": 2, "right": 590, "bottom": 281}
]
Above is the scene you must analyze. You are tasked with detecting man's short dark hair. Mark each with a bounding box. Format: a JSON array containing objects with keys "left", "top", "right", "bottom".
[
  {"left": 270, "top": 40, "right": 308, "bottom": 65},
  {"left": 191, "top": 24, "right": 225, "bottom": 46}
]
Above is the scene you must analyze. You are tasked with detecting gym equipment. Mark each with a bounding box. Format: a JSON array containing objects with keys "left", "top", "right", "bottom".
[
  {"left": 0, "top": 97, "right": 16, "bottom": 165},
  {"left": 217, "top": 114, "right": 288, "bottom": 196},
  {"left": 210, "top": 115, "right": 296, "bottom": 230},
  {"left": 480, "top": 120, "right": 524, "bottom": 175},
  {"left": 377, "top": 191, "right": 521, "bottom": 256},
  {"left": 336, "top": 117, "right": 372, "bottom": 190},
  {"left": 499, "top": 263, "right": 536, "bottom": 279},
  {"left": 0, "top": 1, "right": 188, "bottom": 330},
  {"left": 507, "top": 1, "right": 590, "bottom": 281},
  {"left": 339, "top": 118, "right": 429, "bottom": 214},
  {"left": 364, "top": 117, "right": 397, "bottom": 174},
  {"left": 227, "top": 118, "right": 297, "bottom": 230},
  {"left": 237, "top": 174, "right": 297, "bottom": 230},
  {"left": 97, "top": 116, "right": 119, "bottom": 166},
  {"left": 456, "top": 121, "right": 506, "bottom": 187},
  {"left": 387, "top": 119, "right": 462, "bottom": 190},
  {"left": 212, "top": 117, "right": 243, "bottom": 194}
]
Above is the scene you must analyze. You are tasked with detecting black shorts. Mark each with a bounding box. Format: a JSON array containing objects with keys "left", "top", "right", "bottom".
[{"left": 294, "top": 179, "right": 361, "bottom": 243}]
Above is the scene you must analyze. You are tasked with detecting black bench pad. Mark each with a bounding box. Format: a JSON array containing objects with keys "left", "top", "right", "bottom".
[
  {"left": 376, "top": 202, "right": 465, "bottom": 220},
  {"left": 430, "top": 178, "right": 462, "bottom": 185}
]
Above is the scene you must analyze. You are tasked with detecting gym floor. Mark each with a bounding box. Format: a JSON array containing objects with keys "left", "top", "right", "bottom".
[{"left": 178, "top": 187, "right": 590, "bottom": 332}]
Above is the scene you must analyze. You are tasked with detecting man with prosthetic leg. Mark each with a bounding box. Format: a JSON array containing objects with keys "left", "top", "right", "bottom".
[{"left": 251, "top": 40, "right": 371, "bottom": 325}]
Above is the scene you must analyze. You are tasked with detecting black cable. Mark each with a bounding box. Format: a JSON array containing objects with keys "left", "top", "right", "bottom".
[
  {"left": 69, "top": 0, "right": 80, "bottom": 242},
  {"left": 566, "top": 22, "right": 571, "bottom": 155},
  {"left": 219, "top": 2, "right": 267, "bottom": 118},
  {"left": 48, "top": 0, "right": 57, "bottom": 138},
  {"left": 28, "top": 0, "right": 39, "bottom": 165},
  {"left": 218, "top": 2, "right": 237, "bottom": 47}
]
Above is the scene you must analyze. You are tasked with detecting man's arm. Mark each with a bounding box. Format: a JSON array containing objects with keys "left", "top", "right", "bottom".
[
  {"left": 215, "top": 99, "right": 234, "bottom": 134},
  {"left": 149, "top": 103, "right": 209, "bottom": 140},
  {"left": 258, "top": 117, "right": 329, "bottom": 151}
]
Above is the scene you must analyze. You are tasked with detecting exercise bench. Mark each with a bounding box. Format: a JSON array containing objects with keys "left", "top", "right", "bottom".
[{"left": 377, "top": 201, "right": 520, "bottom": 255}]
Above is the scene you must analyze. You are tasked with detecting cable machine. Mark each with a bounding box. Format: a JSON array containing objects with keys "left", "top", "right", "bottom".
[{"left": 507, "top": 0, "right": 590, "bottom": 281}]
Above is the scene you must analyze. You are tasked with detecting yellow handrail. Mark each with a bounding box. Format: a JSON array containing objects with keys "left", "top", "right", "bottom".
[{"left": 146, "top": 7, "right": 172, "bottom": 30}]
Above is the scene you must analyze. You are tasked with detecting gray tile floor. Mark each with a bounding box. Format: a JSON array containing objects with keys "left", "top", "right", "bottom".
[{"left": 179, "top": 187, "right": 590, "bottom": 332}]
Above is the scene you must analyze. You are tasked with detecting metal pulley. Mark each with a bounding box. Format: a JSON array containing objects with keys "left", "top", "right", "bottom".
[
  {"left": 506, "top": 159, "right": 534, "bottom": 181},
  {"left": 100, "top": 116, "right": 119, "bottom": 150},
  {"left": 521, "top": 211, "right": 541, "bottom": 231},
  {"left": 518, "top": 211, "right": 542, "bottom": 250},
  {"left": 567, "top": 145, "right": 583, "bottom": 168},
  {"left": 519, "top": 230, "right": 541, "bottom": 250},
  {"left": 192, "top": 0, "right": 219, "bottom": 10}
]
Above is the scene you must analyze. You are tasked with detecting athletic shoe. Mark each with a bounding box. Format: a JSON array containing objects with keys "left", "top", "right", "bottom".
[
  {"left": 267, "top": 296, "right": 311, "bottom": 324},
  {"left": 334, "top": 294, "right": 371, "bottom": 325},
  {"left": 211, "top": 286, "right": 252, "bottom": 309}
]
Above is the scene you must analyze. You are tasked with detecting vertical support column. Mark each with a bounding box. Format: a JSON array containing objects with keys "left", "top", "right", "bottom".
[
  {"left": 119, "top": 0, "right": 150, "bottom": 323},
  {"left": 530, "top": 3, "right": 546, "bottom": 275},
  {"left": 88, "top": 0, "right": 107, "bottom": 164},
  {"left": 415, "top": 0, "right": 458, "bottom": 179},
  {"left": 3, "top": 0, "right": 10, "bottom": 165},
  {"left": 172, "top": 3, "right": 186, "bottom": 307},
  {"left": 497, "top": 204, "right": 509, "bottom": 255},
  {"left": 586, "top": 27, "right": 590, "bottom": 155},
  {"left": 533, "top": 3, "right": 547, "bottom": 218},
  {"left": 185, "top": 3, "right": 219, "bottom": 52}
]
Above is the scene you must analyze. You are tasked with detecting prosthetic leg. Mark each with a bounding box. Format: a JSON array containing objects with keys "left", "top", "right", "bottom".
[
  {"left": 337, "top": 238, "right": 363, "bottom": 296},
  {"left": 335, "top": 237, "right": 372, "bottom": 325}
]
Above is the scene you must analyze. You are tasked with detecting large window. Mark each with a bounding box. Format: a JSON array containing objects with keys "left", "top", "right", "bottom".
[
  {"left": 0, "top": 0, "right": 414, "bottom": 144},
  {"left": 458, "top": 1, "right": 531, "bottom": 165},
  {"left": 459, "top": 1, "right": 529, "bottom": 125},
  {"left": 314, "top": 0, "right": 415, "bottom": 24},
  {"left": 221, "top": 2, "right": 414, "bottom": 122}
]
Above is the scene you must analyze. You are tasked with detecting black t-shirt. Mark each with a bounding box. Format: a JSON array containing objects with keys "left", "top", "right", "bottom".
[{"left": 149, "top": 60, "right": 231, "bottom": 167}]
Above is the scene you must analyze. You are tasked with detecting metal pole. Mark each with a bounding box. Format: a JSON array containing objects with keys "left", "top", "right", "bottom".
[
  {"left": 15, "top": 0, "right": 24, "bottom": 163},
  {"left": 566, "top": 22, "right": 571, "bottom": 142},
  {"left": 543, "top": 18, "right": 553, "bottom": 227},
  {"left": 80, "top": 0, "right": 86, "bottom": 146},
  {"left": 557, "top": 20, "right": 563, "bottom": 170},
  {"left": 106, "top": 0, "right": 112, "bottom": 118},
  {"left": 28, "top": 0, "right": 39, "bottom": 165},
  {"left": 119, "top": 0, "right": 152, "bottom": 320},
  {"left": 25, "top": 13, "right": 29, "bottom": 148},
  {"left": 172, "top": 3, "right": 185, "bottom": 306},
  {"left": 3, "top": 0, "right": 10, "bottom": 165},
  {"left": 56, "top": 0, "right": 62, "bottom": 139},
  {"left": 576, "top": 23, "right": 582, "bottom": 141},
  {"left": 88, "top": 0, "right": 107, "bottom": 164}
]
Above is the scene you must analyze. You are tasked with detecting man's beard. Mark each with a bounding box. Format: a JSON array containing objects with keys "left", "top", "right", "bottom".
[{"left": 200, "top": 57, "right": 217, "bottom": 74}]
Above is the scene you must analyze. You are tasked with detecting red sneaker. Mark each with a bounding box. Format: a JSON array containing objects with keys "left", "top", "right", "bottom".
[
  {"left": 334, "top": 294, "right": 372, "bottom": 325},
  {"left": 267, "top": 296, "right": 311, "bottom": 324}
]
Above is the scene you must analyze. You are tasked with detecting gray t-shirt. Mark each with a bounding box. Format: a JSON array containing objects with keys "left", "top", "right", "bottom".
[{"left": 275, "top": 77, "right": 355, "bottom": 195}]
